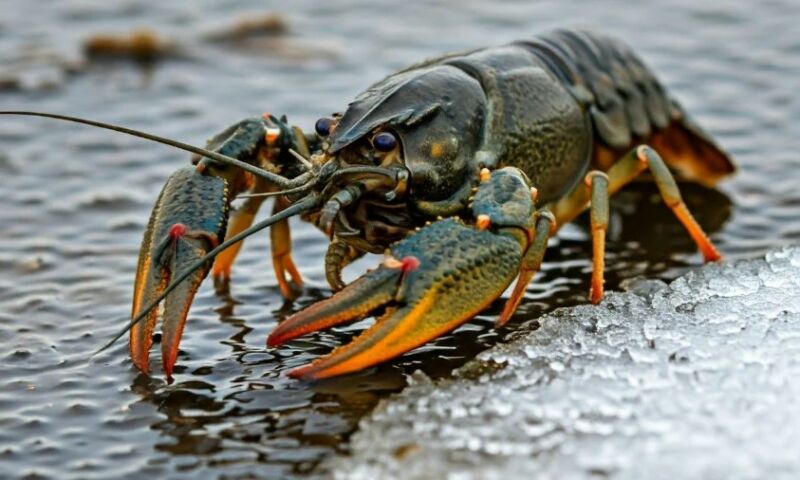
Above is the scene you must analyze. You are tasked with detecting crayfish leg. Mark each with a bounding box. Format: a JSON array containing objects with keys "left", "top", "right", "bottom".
[
  {"left": 212, "top": 195, "right": 265, "bottom": 282},
  {"left": 324, "top": 239, "right": 364, "bottom": 292},
  {"left": 601, "top": 146, "right": 722, "bottom": 262},
  {"left": 585, "top": 171, "right": 610, "bottom": 305},
  {"left": 271, "top": 196, "right": 304, "bottom": 300},
  {"left": 551, "top": 145, "right": 722, "bottom": 305}
]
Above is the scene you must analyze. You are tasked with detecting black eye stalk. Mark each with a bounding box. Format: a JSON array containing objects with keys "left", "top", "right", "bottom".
[
  {"left": 372, "top": 131, "right": 397, "bottom": 152},
  {"left": 315, "top": 117, "right": 335, "bottom": 137}
]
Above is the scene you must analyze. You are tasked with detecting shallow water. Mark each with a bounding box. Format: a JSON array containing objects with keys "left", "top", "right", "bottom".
[{"left": 0, "top": 0, "right": 799, "bottom": 478}]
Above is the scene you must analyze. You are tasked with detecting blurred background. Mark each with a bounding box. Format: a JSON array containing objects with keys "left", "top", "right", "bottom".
[{"left": 1, "top": 0, "right": 799, "bottom": 478}]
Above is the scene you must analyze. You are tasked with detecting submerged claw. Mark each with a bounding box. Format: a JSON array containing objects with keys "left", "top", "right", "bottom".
[
  {"left": 271, "top": 219, "right": 523, "bottom": 380},
  {"left": 131, "top": 166, "right": 229, "bottom": 375}
]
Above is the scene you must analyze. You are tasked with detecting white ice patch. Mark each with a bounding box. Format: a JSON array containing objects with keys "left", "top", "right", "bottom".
[{"left": 327, "top": 248, "right": 800, "bottom": 480}]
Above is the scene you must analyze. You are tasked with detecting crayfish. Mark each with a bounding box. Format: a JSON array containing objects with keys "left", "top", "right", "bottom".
[{"left": 1, "top": 29, "right": 733, "bottom": 380}]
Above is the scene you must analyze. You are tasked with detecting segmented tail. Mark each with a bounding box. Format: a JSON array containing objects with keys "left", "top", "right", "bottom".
[{"left": 522, "top": 30, "right": 734, "bottom": 185}]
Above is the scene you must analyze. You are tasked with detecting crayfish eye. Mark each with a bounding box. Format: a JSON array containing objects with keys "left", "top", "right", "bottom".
[
  {"left": 372, "top": 131, "right": 397, "bottom": 152},
  {"left": 315, "top": 117, "right": 335, "bottom": 137}
]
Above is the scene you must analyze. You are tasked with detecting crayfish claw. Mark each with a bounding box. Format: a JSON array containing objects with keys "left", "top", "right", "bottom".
[
  {"left": 131, "top": 166, "right": 229, "bottom": 375},
  {"left": 277, "top": 218, "right": 522, "bottom": 380}
]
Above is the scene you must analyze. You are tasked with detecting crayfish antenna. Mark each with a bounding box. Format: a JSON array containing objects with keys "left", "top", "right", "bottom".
[{"left": 0, "top": 111, "right": 309, "bottom": 188}]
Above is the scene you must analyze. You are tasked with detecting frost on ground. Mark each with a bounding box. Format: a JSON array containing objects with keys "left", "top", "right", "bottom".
[{"left": 327, "top": 248, "right": 800, "bottom": 480}]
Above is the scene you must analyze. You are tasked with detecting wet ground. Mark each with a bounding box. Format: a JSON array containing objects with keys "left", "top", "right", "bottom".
[{"left": 1, "top": 0, "right": 799, "bottom": 479}]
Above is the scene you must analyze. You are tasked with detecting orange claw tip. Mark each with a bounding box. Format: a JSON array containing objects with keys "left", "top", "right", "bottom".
[
  {"left": 130, "top": 350, "right": 150, "bottom": 374},
  {"left": 161, "top": 347, "right": 179, "bottom": 380},
  {"left": 284, "top": 362, "right": 368, "bottom": 381},
  {"left": 129, "top": 310, "right": 158, "bottom": 374},
  {"left": 160, "top": 329, "right": 181, "bottom": 378},
  {"left": 285, "top": 358, "right": 369, "bottom": 381},
  {"left": 162, "top": 356, "right": 176, "bottom": 378},
  {"left": 267, "top": 327, "right": 293, "bottom": 348},
  {"left": 286, "top": 363, "right": 318, "bottom": 380}
]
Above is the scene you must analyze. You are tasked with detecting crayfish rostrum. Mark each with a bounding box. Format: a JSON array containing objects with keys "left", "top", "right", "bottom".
[{"left": 1, "top": 29, "right": 733, "bottom": 380}]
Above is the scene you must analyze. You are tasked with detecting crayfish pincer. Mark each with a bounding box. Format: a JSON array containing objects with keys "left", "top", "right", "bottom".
[{"left": 0, "top": 29, "right": 733, "bottom": 380}]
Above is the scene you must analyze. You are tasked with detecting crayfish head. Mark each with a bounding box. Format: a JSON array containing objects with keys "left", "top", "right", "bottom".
[
  {"left": 306, "top": 115, "right": 415, "bottom": 249},
  {"left": 307, "top": 63, "right": 487, "bottom": 248}
]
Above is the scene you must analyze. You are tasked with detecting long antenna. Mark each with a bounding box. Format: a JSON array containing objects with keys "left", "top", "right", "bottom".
[
  {"left": 0, "top": 111, "right": 310, "bottom": 188},
  {"left": 238, "top": 183, "right": 313, "bottom": 199},
  {"left": 94, "top": 193, "right": 319, "bottom": 355}
]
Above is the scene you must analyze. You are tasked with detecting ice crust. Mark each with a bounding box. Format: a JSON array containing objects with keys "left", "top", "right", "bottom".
[{"left": 328, "top": 248, "right": 800, "bottom": 480}]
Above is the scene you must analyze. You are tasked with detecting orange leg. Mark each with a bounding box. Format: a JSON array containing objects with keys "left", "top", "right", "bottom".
[
  {"left": 631, "top": 146, "right": 721, "bottom": 262},
  {"left": 552, "top": 145, "right": 722, "bottom": 304},
  {"left": 271, "top": 196, "right": 303, "bottom": 300},
  {"left": 211, "top": 196, "right": 265, "bottom": 281},
  {"left": 585, "top": 171, "right": 610, "bottom": 305}
]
